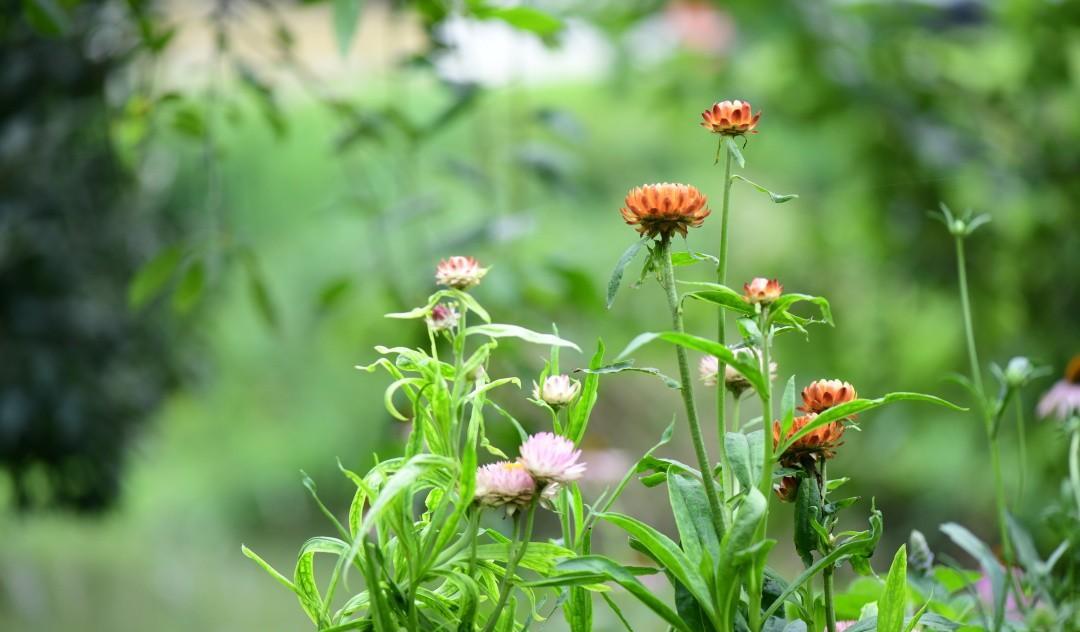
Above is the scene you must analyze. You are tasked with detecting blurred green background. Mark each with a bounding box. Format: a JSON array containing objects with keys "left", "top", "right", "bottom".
[{"left": 2, "top": 0, "right": 1078, "bottom": 630}]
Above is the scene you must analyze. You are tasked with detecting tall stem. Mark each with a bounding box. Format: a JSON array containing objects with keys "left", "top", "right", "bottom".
[
  {"left": 1014, "top": 395, "right": 1027, "bottom": 506},
  {"left": 954, "top": 237, "right": 1011, "bottom": 569},
  {"left": 659, "top": 237, "right": 725, "bottom": 539},
  {"left": 716, "top": 144, "right": 735, "bottom": 529},
  {"left": 749, "top": 311, "right": 775, "bottom": 632},
  {"left": 483, "top": 498, "right": 539, "bottom": 632},
  {"left": 823, "top": 568, "right": 837, "bottom": 632}
]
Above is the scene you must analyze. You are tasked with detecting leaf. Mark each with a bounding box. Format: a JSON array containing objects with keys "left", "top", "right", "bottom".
[
  {"left": 473, "top": 5, "right": 563, "bottom": 38},
  {"left": 769, "top": 293, "right": 834, "bottom": 328},
  {"left": 22, "top": 0, "right": 69, "bottom": 36},
  {"left": 576, "top": 360, "right": 680, "bottom": 389},
  {"left": 940, "top": 523, "right": 1005, "bottom": 631},
  {"left": 128, "top": 246, "right": 182, "bottom": 309},
  {"left": 724, "top": 137, "right": 745, "bottom": 168},
  {"left": 567, "top": 340, "right": 604, "bottom": 443},
  {"left": 316, "top": 277, "right": 353, "bottom": 315},
  {"left": 607, "top": 237, "right": 648, "bottom": 309},
  {"left": 247, "top": 266, "right": 279, "bottom": 331},
  {"left": 597, "top": 512, "right": 716, "bottom": 625},
  {"left": 794, "top": 475, "right": 821, "bottom": 567},
  {"left": 671, "top": 251, "right": 719, "bottom": 267},
  {"left": 241, "top": 544, "right": 297, "bottom": 593},
  {"left": 725, "top": 431, "right": 763, "bottom": 490},
  {"left": 730, "top": 175, "right": 798, "bottom": 203},
  {"left": 877, "top": 545, "right": 907, "bottom": 632},
  {"left": 682, "top": 282, "right": 754, "bottom": 316},
  {"left": 171, "top": 258, "right": 206, "bottom": 314},
  {"left": 780, "top": 376, "right": 796, "bottom": 437},
  {"left": 616, "top": 331, "right": 765, "bottom": 396},
  {"left": 668, "top": 470, "right": 721, "bottom": 563},
  {"left": 715, "top": 488, "right": 767, "bottom": 616},
  {"left": 332, "top": 0, "right": 364, "bottom": 56},
  {"left": 466, "top": 323, "right": 580, "bottom": 351},
  {"left": 779, "top": 393, "right": 965, "bottom": 454},
  {"left": 544, "top": 556, "right": 694, "bottom": 632}
]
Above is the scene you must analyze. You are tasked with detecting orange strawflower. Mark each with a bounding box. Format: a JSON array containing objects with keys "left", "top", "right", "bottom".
[
  {"left": 800, "top": 379, "right": 858, "bottom": 414},
  {"left": 620, "top": 183, "right": 710, "bottom": 239},
  {"left": 700, "top": 100, "right": 761, "bottom": 136},
  {"left": 773, "top": 413, "right": 845, "bottom": 467},
  {"left": 743, "top": 277, "right": 782, "bottom": 305}
]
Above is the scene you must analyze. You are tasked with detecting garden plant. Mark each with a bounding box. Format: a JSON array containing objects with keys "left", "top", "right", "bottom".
[{"left": 244, "top": 102, "right": 1080, "bottom": 631}]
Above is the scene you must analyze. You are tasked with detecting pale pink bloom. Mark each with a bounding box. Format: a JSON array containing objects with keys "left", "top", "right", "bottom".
[
  {"left": 519, "top": 432, "right": 586, "bottom": 484},
  {"left": 426, "top": 303, "right": 459, "bottom": 332},
  {"left": 435, "top": 256, "right": 488, "bottom": 290},
  {"left": 475, "top": 461, "right": 535, "bottom": 510},
  {"left": 533, "top": 374, "right": 581, "bottom": 407},
  {"left": 743, "top": 277, "right": 783, "bottom": 305},
  {"left": 699, "top": 355, "right": 720, "bottom": 386},
  {"left": 1037, "top": 380, "right": 1080, "bottom": 422},
  {"left": 834, "top": 622, "right": 857, "bottom": 632},
  {"left": 975, "top": 571, "right": 1026, "bottom": 622}
]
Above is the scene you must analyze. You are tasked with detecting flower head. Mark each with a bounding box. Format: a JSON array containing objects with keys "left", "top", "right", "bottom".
[
  {"left": 700, "top": 100, "right": 761, "bottom": 136},
  {"left": 743, "top": 277, "right": 782, "bottom": 305},
  {"left": 700, "top": 349, "right": 778, "bottom": 397},
  {"left": 620, "top": 183, "right": 710, "bottom": 239},
  {"left": 775, "top": 475, "right": 799, "bottom": 502},
  {"left": 532, "top": 374, "right": 581, "bottom": 408},
  {"left": 773, "top": 413, "right": 845, "bottom": 467},
  {"left": 799, "top": 379, "right": 858, "bottom": 414},
  {"left": 435, "top": 256, "right": 488, "bottom": 290},
  {"left": 426, "top": 303, "right": 459, "bottom": 332},
  {"left": 475, "top": 461, "right": 536, "bottom": 511},
  {"left": 1037, "top": 355, "right": 1080, "bottom": 422},
  {"left": 519, "top": 432, "right": 586, "bottom": 484}
]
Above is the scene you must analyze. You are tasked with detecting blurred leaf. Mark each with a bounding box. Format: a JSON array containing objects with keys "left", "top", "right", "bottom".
[
  {"left": 472, "top": 4, "right": 563, "bottom": 38},
  {"left": 315, "top": 277, "right": 353, "bottom": 315},
  {"left": 236, "top": 63, "right": 287, "bottom": 138},
  {"left": 877, "top": 545, "right": 907, "bottom": 632},
  {"left": 466, "top": 323, "right": 580, "bottom": 351},
  {"left": 172, "top": 105, "right": 205, "bottom": 138},
  {"left": 940, "top": 523, "right": 1005, "bottom": 631},
  {"left": 576, "top": 360, "right": 679, "bottom": 389},
  {"left": 128, "top": 245, "right": 182, "bottom": 309},
  {"left": 332, "top": 0, "right": 364, "bottom": 56},
  {"left": 247, "top": 269, "right": 279, "bottom": 331},
  {"left": 607, "top": 236, "right": 648, "bottom": 308},
  {"left": 171, "top": 258, "right": 206, "bottom": 314},
  {"left": 22, "top": 0, "right": 70, "bottom": 36}
]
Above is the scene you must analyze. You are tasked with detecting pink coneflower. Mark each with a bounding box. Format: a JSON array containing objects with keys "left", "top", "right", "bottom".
[
  {"left": 475, "top": 461, "right": 535, "bottom": 511},
  {"left": 435, "top": 256, "right": 488, "bottom": 290},
  {"left": 426, "top": 303, "right": 459, "bottom": 332},
  {"left": 532, "top": 375, "right": 581, "bottom": 407},
  {"left": 743, "top": 277, "right": 782, "bottom": 305},
  {"left": 519, "top": 432, "right": 587, "bottom": 484},
  {"left": 1037, "top": 355, "right": 1080, "bottom": 422}
]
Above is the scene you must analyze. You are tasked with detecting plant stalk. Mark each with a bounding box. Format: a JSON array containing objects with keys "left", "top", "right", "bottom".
[
  {"left": 483, "top": 497, "right": 539, "bottom": 632},
  {"left": 716, "top": 143, "right": 735, "bottom": 530},
  {"left": 823, "top": 567, "right": 837, "bottom": 632},
  {"left": 658, "top": 237, "right": 725, "bottom": 539},
  {"left": 749, "top": 310, "right": 775, "bottom": 632},
  {"left": 954, "top": 236, "right": 1012, "bottom": 573},
  {"left": 1014, "top": 395, "right": 1027, "bottom": 506}
]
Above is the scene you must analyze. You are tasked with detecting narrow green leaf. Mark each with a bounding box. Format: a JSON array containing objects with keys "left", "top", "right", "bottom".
[
  {"left": 171, "top": 259, "right": 206, "bottom": 314},
  {"left": 730, "top": 174, "right": 798, "bottom": 203},
  {"left": 332, "top": 0, "right": 364, "bottom": 56},
  {"left": 241, "top": 544, "right": 297, "bottom": 592},
  {"left": 607, "top": 237, "right": 648, "bottom": 309},
  {"left": 576, "top": 360, "right": 679, "bottom": 389},
  {"left": 466, "top": 323, "right": 581, "bottom": 352},
  {"left": 724, "top": 137, "right": 745, "bottom": 168},
  {"left": 548, "top": 556, "right": 694, "bottom": 632},
  {"left": 779, "top": 393, "right": 965, "bottom": 455},
  {"left": 781, "top": 375, "right": 796, "bottom": 437},
  {"left": 567, "top": 339, "right": 604, "bottom": 443},
  {"left": 877, "top": 545, "right": 907, "bottom": 632},
  {"left": 128, "top": 246, "right": 183, "bottom": 309},
  {"left": 940, "top": 523, "right": 1004, "bottom": 631},
  {"left": 794, "top": 476, "right": 820, "bottom": 567},
  {"left": 616, "top": 331, "right": 765, "bottom": 396},
  {"left": 473, "top": 5, "right": 563, "bottom": 37}
]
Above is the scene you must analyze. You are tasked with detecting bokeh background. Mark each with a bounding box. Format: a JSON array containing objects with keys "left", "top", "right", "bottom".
[{"left": 2, "top": 0, "right": 1078, "bottom": 629}]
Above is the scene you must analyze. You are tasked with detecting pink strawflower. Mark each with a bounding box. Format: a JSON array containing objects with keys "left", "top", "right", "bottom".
[
  {"left": 1037, "top": 355, "right": 1080, "bottom": 422},
  {"left": 475, "top": 461, "right": 535, "bottom": 511},
  {"left": 519, "top": 432, "right": 587, "bottom": 484},
  {"left": 699, "top": 355, "right": 720, "bottom": 386},
  {"left": 743, "top": 277, "right": 783, "bottom": 305},
  {"left": 435, "top": 256, "right": 488, "bottom": 290},
  {"left": 426, "top": 303, "right": 459, "bottom": 332}
]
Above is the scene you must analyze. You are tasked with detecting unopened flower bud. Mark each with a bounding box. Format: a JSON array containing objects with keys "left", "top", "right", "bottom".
[
  {"left": 435, "top": 256, "right": 488, "bottom": 290},
  {"left": 532, "top": 374, "right": 581, "bottom": 407},
  {"left": 743, "top": 277, "right": 783, "bottom": 305},
  {"left": 1003, "top": 356, "right": 1035, "bottom": 389},
  {"left": 426, "top": 303, "right": 459, "bottom": 332},
  {"left": 908, "top": 530, "right": 934, "bottom": 576}
]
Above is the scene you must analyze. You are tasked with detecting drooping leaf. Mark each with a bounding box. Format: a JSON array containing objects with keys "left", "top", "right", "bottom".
[
  {"left": 668, "top": 470, "right": 721, "bottom": 563},
  {"left": 607, "top": 237, "right": 649, "bottom": 309},
  {"left": 730, "top": 174, "right": 798, "bottom": 203},
  {"left": 466, "top": 323, "right": 580, "bottom": 351}
]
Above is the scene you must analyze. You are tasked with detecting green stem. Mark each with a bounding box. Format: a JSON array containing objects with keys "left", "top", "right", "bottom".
[
  {"left": 716, "top": 140, "right": 735, "bottom": 530},
  {"left": 954, "top": 235, "right": 1013, "bottom": 622},
  {"left": 467, "top": 509, "right": 481, "bottom": 577},
  {"left": 823, "top": 567, "right": 837, "bottom": 632},
  {"left": 658, "top": 237, "right": 725, "bottom": 539},
  {"left": 483, "top": 498, "right": 539, "bottom": 632},
  {"left": 1070, "top": 428, "right": 1080, "bottom": 516},
  {"left": 1014, "top": 395, "right": 1027, "bottom": 506},
  {"left": 749, "top": 310, "right": 775, "bottom": 632}
]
